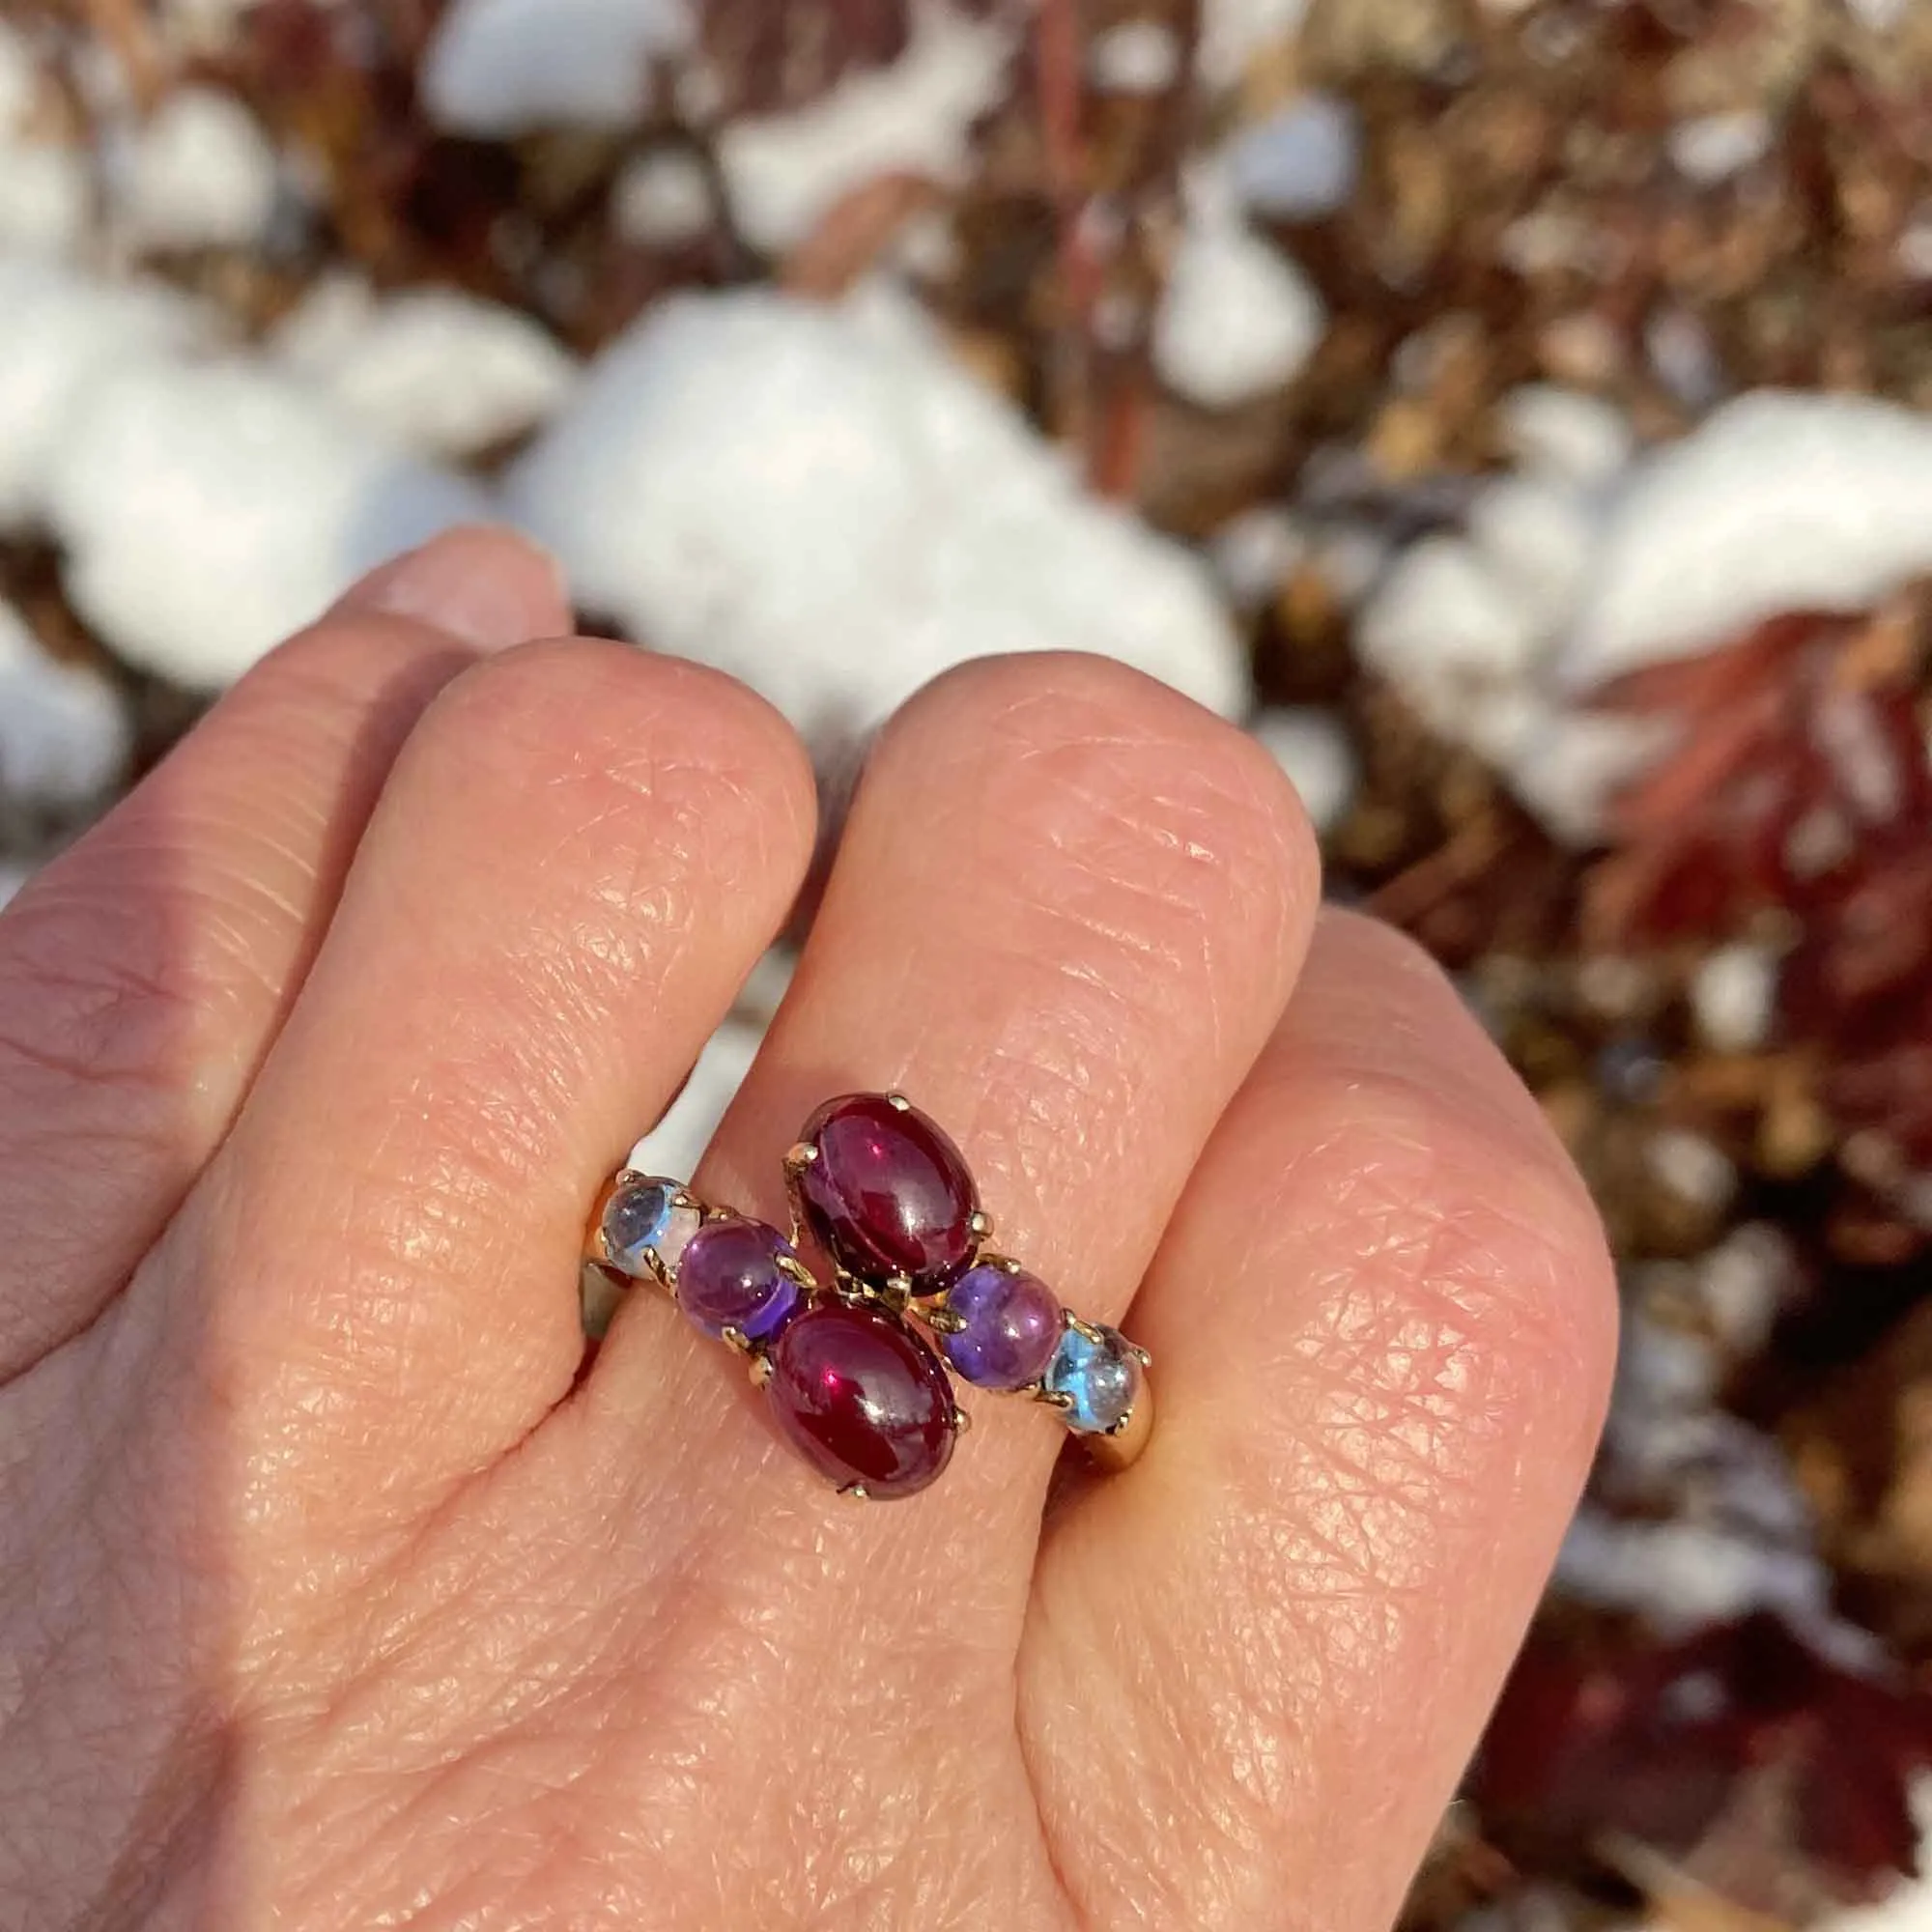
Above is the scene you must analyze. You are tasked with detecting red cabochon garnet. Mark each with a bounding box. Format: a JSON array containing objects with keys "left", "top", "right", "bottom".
[
  {"left": 764, "top": 1302, "right": 957, "bottom": 1498},
  {"left": 794, "top": 1093, "right": 979, "bottom": 1291}
]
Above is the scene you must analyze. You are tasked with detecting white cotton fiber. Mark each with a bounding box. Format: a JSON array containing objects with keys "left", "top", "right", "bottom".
[
  {"left": 507, "top": 286, "right": 1247, "bottom": 760},
  {"left": 46, "top": 360, "right": 488, "bottom": 686}
]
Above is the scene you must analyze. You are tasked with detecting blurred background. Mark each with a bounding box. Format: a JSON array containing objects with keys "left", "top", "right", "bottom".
[{"left": 2, "top": 0, "right": 1930, "bottom": 1922}]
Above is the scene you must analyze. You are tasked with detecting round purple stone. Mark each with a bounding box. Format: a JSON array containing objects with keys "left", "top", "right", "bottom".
[
  {"left": 675, "top": 1215, "right": 802, "bottom": 1344},
  {"left": 940, "top": 1263, "right": 1063, "bottom": 1390}
]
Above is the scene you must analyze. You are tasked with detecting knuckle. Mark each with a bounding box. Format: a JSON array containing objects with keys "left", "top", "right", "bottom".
[
  {"left": 413, "top": 640, "right": 815, "bottom": 890},
  {"left": 875, "top": 651, "right": 1320, "bottom": 980},
  {"left": 895, "top": 651, "right": 1316, "bottom": 867},
  {"left": 0, "top": 870, "right": 212, "bottom": 1097}
]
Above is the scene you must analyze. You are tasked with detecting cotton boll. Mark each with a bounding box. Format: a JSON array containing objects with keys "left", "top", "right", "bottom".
[
  {"left": 1088, "top": 21, "right": 1181, "bottom": 94},
  {"left": 1668, "top": 109, "right": 1773, "bottom": 185},
  {"left": 0, "top": 141, "right": 89, "bottom": 256},
  {"left": 1252, "top": 708, "right": 1359, "bottom": 834},
  {"left": 422, "top": 0, "right": 691, "bottom": 136},
  {"left": 1616, "top": 1299, "right": 1723, "bottom": 1421},
  {"left": 1307, "top": 523, "right": 1391, "bottom": 608},
  {"left": 0, "top": 23, "right": 85, "bottom": 256},
  {"left": 1466, "top": 472, "right": 1599, "bottom": 638},
  {"left": 0, "top": 598, "right": 128, "bottom": 810},
  {"left": 0, "top": 20, "right": 39, "bottom": 131},
  {"left": 1356, "top": 534, "right": 1544, "bottom": 730},
  {"left": 506, "top": 288, "right": 1246, "bottom": 763},
  {"left": 1497, "top": 384, "right": 1634, "bottom": 488},
  {"left": 1153, "top": 215, "right": 1324, "bottom": 409},
  {"left": 1691, "top": 941, "right": 1779, "bottom": 1053},
  {"left": 1356, "top": 523, "right": 1669, "bottom": 844},
  {"left": 1224, "top": 93, "right": 1361, "bottom": 220},
  {"left": 0, "top": 256, "right": 213, "bottom": 532},
  {"left": 1647, "top": 306, "right": 1724, "bottom": 412},
  {"left": 1198, "top": 0, "right": 1311, "bottom": 88},
  {"left": 886, "top": 207, "right": 961, "bottom": 284},
  {"left": 266, "top": 268, "right": 369, "bottom": 369},
  {"left": 1695, "top": 1222, "right": 1796, "bottom": 1361},
  {"left": 119, "top": 86, "right": 279, "bottom": 252},
  {"left": 274, "top": 280, "right": 576, "bottom": 458},
  {"left": 47, "top": 360, "right": 488, "bottom": 686},
  {"left": 611, "top": 148, "right": 714, "bottom": 247},
  {"left": 1501, "top": 704, "right": 1668, "bottom": 848},
  {"left": 1567, "top": 390, "right": 1932, "bottom": 689},
  {"left": 1208, "top": 504, "right": 1307, "bottom": 610},
  {"left": 1647, "top": 1126, "right": 1739, "bottom": 1214},
  {"left": 1557, "top": 1506, "right": 1832, "bottom": 1637},
  {"left": 717, "top": 3, "right": 1012, "bottom": 255}
]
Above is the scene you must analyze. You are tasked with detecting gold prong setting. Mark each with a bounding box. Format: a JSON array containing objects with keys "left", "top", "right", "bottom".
[
  {"left": 586, "top": 1092, "right": 1155, "bottom": 1496},
  {"left": 588, "top": 1171, "right": 703, "bottom": 1298},
  {"left": 1037, "top": 1313, "right": 1149, "bottom": 1442}
]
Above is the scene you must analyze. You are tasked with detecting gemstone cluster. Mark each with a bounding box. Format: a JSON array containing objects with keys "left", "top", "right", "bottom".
[{"left": 591, "top": 1092, "right": 1150, "bottom": 1499}]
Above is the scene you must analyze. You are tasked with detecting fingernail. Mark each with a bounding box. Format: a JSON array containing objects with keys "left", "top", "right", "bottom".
[{"left": 337, "top": 525, "right": 571, "bottom": 651}]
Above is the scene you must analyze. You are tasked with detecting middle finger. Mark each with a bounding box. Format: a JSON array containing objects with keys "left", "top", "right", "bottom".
[{"left": 591, "top": 652, "right": 1320, "bottom": 1590}]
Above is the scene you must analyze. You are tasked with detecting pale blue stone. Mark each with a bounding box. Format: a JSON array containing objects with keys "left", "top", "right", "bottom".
[
  {"left": 602, "top": 1176, "right": 697, "bottom": 1278},
  {"left": 1044, "top": 1323, "right": 1143, "bottom": 1435}
]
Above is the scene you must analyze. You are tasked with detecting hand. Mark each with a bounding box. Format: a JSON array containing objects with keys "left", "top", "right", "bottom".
[{"left": 0, "top": 528, "right": 1613, "bottom": 1931}]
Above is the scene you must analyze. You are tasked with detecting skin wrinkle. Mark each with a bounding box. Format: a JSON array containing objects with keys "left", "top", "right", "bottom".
[
  {"left": 11, "top": 847, "right": 305, "bottom": 1076},
  {"left": 1, "top": 635, "right": 464, "bottom": 1089}
]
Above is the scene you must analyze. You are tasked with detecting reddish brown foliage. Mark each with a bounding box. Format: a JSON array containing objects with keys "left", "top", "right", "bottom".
[
  {"left": 1477, "top": 1615, "right": 1932, "bottom": 1907},
  {"left": 1584, "top": 598, "right": 1932, "bottom": 1201}
]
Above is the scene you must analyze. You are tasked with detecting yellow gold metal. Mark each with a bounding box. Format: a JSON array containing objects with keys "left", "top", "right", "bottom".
[
  {"left": 968, "top": 1208, "right": 993, "bottom": 1239},
  {"left": 885, "top": 1092, "right": 911, "bottom": 1111},
  {"left": 721, "top": 1324, "right": 751, "bottom": 1355},
  {"left": 782, "top": 1140, "right": 819, "bottom": 1172},
  {"left": 582, "top": 1170, "right": 629, "bottom": 1271},
  {"left": 580, "top": 1262, "right": 628, "bottom": 1342},
  {"left": 1084, "top": 1383, "right": 1155, "bottom": 1471},
  {"left": 749, "top": 1355, "right": 775, "bottom": 1388}
]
